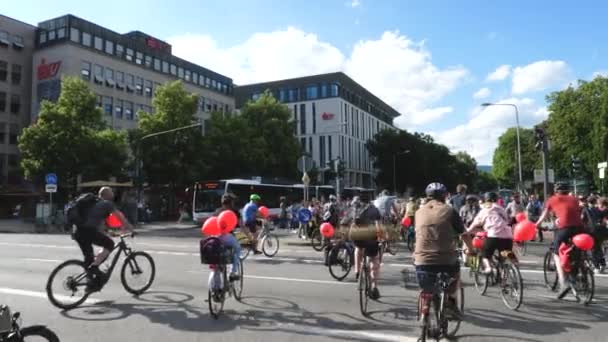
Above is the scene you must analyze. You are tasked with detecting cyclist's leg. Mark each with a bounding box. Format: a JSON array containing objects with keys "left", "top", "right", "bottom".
[
  {"left": 353, "top": 241, "right": 364, "bottom": 277},
  {"left": 90, "top": 230, "right": 115, "bottom": 267},
  {"left": 219, "top": 234, "right": 240, "bottom": 275},
  {"left": 367, "top": 241, "right": 382, "bottom": 298},
  {"left": 73, "top": 229, "right": 95, "bottom": 267},
  {"left": 553, "top": 226, "right": 579, "bottom": 291},
  {"left": 482, "top": 237, "right": 498, "bottom": 273}
]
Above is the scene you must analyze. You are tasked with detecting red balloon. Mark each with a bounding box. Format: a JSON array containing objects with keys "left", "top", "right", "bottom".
[
  {"left": 401, "top": 216, "right": 412, "bottom": 227},
  {"left": 513, "top": 220, "right": 536, "bottom": 242},
  {"left": 320, "top": 222, "right": 335, "bottom": 238},
  {"left": 475, "top": 231, "right": 488, "bottom": 238},
  {"left": 572, "top": 233, "right": 594, "bottom": 251},
  {"left": 201, "top": 217, "right": 220, "bottom": 236},
  {"left": 105, "top": 214, "right": 122, "bottom": 229},
  {"left": 515, "top": 212, "right": 527, "bottom": 223},
  {"left": 472, "top": 236, "right": 485, "bottom": 249},
  {"left": 258, "top": 206, "right": 269, "bottom": 218},
  {"left": 218, "top": 210, "right": 238, "bottom": 233}
]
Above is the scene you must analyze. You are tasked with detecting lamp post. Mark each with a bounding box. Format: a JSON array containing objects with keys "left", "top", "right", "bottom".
[
  {"left": 393, "top": 150, "right": 411, "bottom": 195},
  {"left": 481, "top": 103, "right": 523, "bottom": 192}
]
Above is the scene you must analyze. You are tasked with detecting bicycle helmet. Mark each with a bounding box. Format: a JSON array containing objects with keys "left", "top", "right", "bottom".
[
  {"left": 329, "top": 194, "right": 337, "bottom": 202},
  {"left": 466, "top": 194, "right": 478, "bottom": 202},
  {"left": 484, "top": 192, "right": 498, "bottom": 203},
  {"left": 554, "top": 182, "right": 569, "bottom": 193},
  {"left": 425, "top": 182, "right": 447, "bottom": 199},
  {"left": 250, "top": 194, "right": 261, "bottom": 201}
]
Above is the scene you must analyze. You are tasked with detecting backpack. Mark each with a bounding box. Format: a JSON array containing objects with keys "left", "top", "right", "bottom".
[
  {"left": 65, "top": 193, "right": 99, "bottom": 229},
  {"left": 199, "top": 237, "right": 230, "bottom": 264},
  {"left": 354, "top": 204, "right": 372, "bottom": 225}
]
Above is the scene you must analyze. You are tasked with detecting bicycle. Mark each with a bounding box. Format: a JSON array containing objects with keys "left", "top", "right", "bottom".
[
  {"left": 46, "top": 232, "right": 156, "bottom": 310},
  {"left": 205, "top": 247, "right": 244, "bottom": 319},
  {"left": 327, "top": 240, "right": 354, "bottom": 281},
  {"left": 417, "top": 272, "right": 464, "bottom": 342},
  {"left": 472, "top": 248, "right": 523, "bottom": 310},
  {"left": 310, "top": 222, "right": 330, "bottom": 252},
  {"left": 0, "top": 305, "right": 59, "bottom": 342},
  {"left": 236, "top": 219, "right": 279, "bottom": 260},
  {"left": 358, "top": 249, "right": 372, "bottom": 317},
  {"left": 553, "top": 236, "right": 595, "bottom": 304}
]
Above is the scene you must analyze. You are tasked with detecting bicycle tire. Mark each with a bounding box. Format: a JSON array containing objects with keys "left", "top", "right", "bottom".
[
  {"left": 358, "top": 265, "right": 369, "bottom": 316},
  {"left": 311, "top": 230, "right": 324, "bottom": 252},
  {"left": 328, "top": 245, "right": 352, "bottom": 281},
  {"left": 444, "top": 286, "right": 464, "bottom": 338},
  {"left": 262, "top": 234, "right": 280, "bottom": 257},
  {"left": 19, "top": 326, "right": 60, "bottom": 342},
  {"left": 500, "top": 263, "right": 524, "bottom": 310},
  {"left": 386, "top": 240, "right": 398, "bottom": 256},
  {"left": 208, "top": 288, "right": 225, "bottom": 320},
  {"left": 578, "top": 262, "right": 595, "bottom": 305},
  {"left": 232, "top": 259, "right": 244, "bottom": 301},
  {"left": 46, "top": 259, "right": 90, "bottom": 310},
  {"left": 543, "top": 251, "right": 558, "bottom": 292},
  {"left": 473, "top": 256, "right": 489, "bottom": 295},
  {"left": 121, "top": 251, "right": 156, "bottom": 295}
]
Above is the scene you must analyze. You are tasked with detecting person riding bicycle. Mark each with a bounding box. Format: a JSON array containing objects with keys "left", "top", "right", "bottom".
[
  {"left": 468, "top": 192, "right": 514, "bottom": 274},
  {"left": 76, "top": 186, "right": 133, "bottom": 292},
  {"left": 322, "top": 195, "right": 340, "bottom": 227},
  {"left": 460, "top": 195, "right": 480, "bottom": 229},
  {"left": 351, "top": 196, "right": 384, "bottom": 300},
  {"left": 414, "top": 182, "right": 467, "bottom": 320},
  {"left": 243, "top": 194, "right": 263, "bottom": 255},
  {"left": 535, "top": 182, "right": 584, "bottom": 299},
  {"left": 505, "top": 192, "right": 525, "bottom": 226},
  {"left": 374, "top": 189, "right": 398, "bottom": 224},
  {"left": 215, "top": 194, "right": 242, "bottom": 281}
]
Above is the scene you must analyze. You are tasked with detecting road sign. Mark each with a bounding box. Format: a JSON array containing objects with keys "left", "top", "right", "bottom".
[
  {"left": 297, "top": 155, "right": 313, "bottom": 173},
  {"left": 601, "top": 168, "right": 606, "bottom": 180},
  {"left": 45, "top": 173, "right": 57, "bottom": 185},
  {"left": 45, "top": 184, "right": 57, "bottom": 193},
  {"left": 302, "top": 172, "right": 311, "bottom": 185},
  {"left": 533, "top": 169, "right": 555, "bottom": 183},
  {"left": 297, "top": 208, "right": 312, "bottom": 223},
  {"left": 599, "top": 162, "right": 608, "bottom": 169}
]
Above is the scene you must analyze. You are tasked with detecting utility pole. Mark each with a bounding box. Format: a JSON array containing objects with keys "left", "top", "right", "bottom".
[{"left": 535, "top": 126, "right": 549, "bottom": 201}]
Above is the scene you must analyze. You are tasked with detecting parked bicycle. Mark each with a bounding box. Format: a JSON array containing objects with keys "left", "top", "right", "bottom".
[
  {"left": 46, "top": 232, "right": 156, "bottom": 310},
  {"left": 0, "top": 305, "right": 59, "bottom": 342},
  {"left": 236, "top": 219, "right": 279, "bottom": 260},
  {"left": 417, "top": 272, "right": 464, "bottom": 342}
]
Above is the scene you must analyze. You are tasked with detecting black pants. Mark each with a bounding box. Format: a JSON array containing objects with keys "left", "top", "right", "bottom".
[
  {"left": 592, "top": 227, "right": 608, "bottom": 267},
  {"left": 74, "top": 228, "right": 115, "bottom": 267}
]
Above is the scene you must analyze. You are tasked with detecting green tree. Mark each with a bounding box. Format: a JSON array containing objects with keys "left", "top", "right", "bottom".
[
  {"left": 475, "top": 171, "right": 499, "bottom": 192},
  {"left": 491, "top": 127, "right": 539, "bottom": 188},
  {"left": 19, "top": 76, "right": 128, "bottom": 188}
]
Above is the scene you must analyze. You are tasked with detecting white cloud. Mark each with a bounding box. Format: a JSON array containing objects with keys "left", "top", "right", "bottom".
[
  {"left": 436, "top": 98, "right": 550, "bottom": 164},
  {"left": 169, "top": 29, "right": 468, "bottom": 128},
  {"left": 473, "top": 87, "right": 491, "bottom": 99},
  {"left": 592, "top": 70, "right": 608, "bottom": 79},
  {"left": 486, "top": 65, "right": 511, "bottom": 82},
  {"left": 350, "top": 0, "right": 361, "bottom": 7},
  {"left": 511, "top": 60, "right": 571, "bottom": 95}
]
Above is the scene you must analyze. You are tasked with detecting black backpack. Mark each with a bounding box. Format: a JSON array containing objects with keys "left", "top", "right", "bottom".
[
  {"left": 199, "top": 237, "right": 230, "bottom": 264},
  {"left": 65, "top": 193, "right": 99, "bottom": 228}
]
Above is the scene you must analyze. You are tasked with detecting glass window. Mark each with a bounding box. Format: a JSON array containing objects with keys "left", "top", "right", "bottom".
[
  {"left": 105, "top": 40, "right": 113, "bottom": 55},
  {"left": 300, "top": 104, "right": 306, "bottom": 135},
  {"left": 185, "top": 70, "right": 191, "bottom": 82},
  {"left": 135, "top": 52, "right": 143, "bottom": 65},
  {"left": 312, "top": 102, "right": 316, "bottom": 134},
  {"left": 125, "top": 101, "right": 134, "bottom": 120},
  {"left": 153, "top": 58, "right": 161, "bottom": 71},
  {"left": 321, "top": 84, "right": 327, "bottom": 98},
  {"left": 102, "top": 96, "right": 113, "bottom": 116},
  {"left": 126, "top": 48, "right": 134, "bottom": 61},
  {"left": 0, "top": 31, "right": 8, "bottom": 44},
  {"left": 9, "top": 124, "right": 19, "bottom": 145},
  {"left": 135, "top": 77, "right": 143, "bottom": 95},
  {"left": 10, "top": 95, "right": 20, "bottom": 114},
  {"left": 95, "top": 95, "right": 102, "bottom": 108},
  {"left": 115, "top": 44, "right": 124, "bottom": 57},
  {"left": 125, "top": 74, "right": 134, "bottom": 93},
  {"left": 144, "top": 55, "right": 152, "bottom": 68},
  {"left": 0, "top": 61, "right": 7, "bottom": 81},
  {"left": 222, "top": 84, "right": 228, "bottom": 94},
  {"left": 205, "top": 77, "right": 210, "bottom": 88},
  {"left": 82, "top": 32, "right": 91, "bottom": 46},
  {"left": 105, "top": 68, "right": 114, "bottom": 87},
  {"left": 0, "top": 92, "right": 5, "bottom": 112},
  {"left": 198, "top": 75, "right": 205, "bottom": 87},
  {"left": 162, "top": 61, "right": 169, "bottom": 73},
  {"left": 93, "top": 64, "right": 103, "bottom": 84},
  {"left": 70, "top": 28, "right": 80, "bottom": 43},
  {"left": 94, "top": 36, "right": 102, "bottom": 50},
  {"left": 192, "top": 72, "right": 198, "bottom": 85},
  {"left": 57, "top": 28, "right": 66, "bottom": 39},
  {"left": 115, "top": 71, "right": 124, "bottom": 83},
  {"left": 330, "top": 83, "right": 339, "bottom": 97},
  {"left": 0, "top": 123, "right": 5, "bottom": 143},
  {"left": 80, "top": 61, "right": 91, "bottom": 81},
  {"left": 211, "top": 79, "right": 216, "bottom": 89},
  {"left": 144, "top": 80, "right": 152, "bottom": 97},
  {"left": 306, "top": 85, "right": 318, "bottom": 100},
  {"left": 178, "top": 67, "right": 184, "bottom": 79},
  {"left": 115, "top": 99, "right": 123, "bottom": 119},
  {"left": 39, "top": 31, "right": 47, "bottom": 44},
  {"left": 48, "top": 30, "right": 56, "bottom": 41},
  {"left": 170, "top": 64, "right": 177, "bottom": 75}
]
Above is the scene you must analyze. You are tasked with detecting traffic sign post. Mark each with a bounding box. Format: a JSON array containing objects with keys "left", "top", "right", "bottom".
[
  {"left": 599, "top": 162, "right": 607, "bottom": 194},
  {"left": 45, "top": 173, "right": 58, "bottom": 225}
]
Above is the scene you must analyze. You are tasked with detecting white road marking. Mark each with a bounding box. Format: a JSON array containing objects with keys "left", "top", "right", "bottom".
[
  {"left": 0, "top": 242, "right": 76, "bottom": 249},
  {"left": 24, "top": 258, "right": 62, "bottom": 263},
  {"left": 0, "top": 287, "right": 101, "bottom": 304},
  {"left": 245, "top": 275, "right": 354, "bottom": 286},
  {"left": 275, "top": 324, "right": 418, "bottom": 342}
]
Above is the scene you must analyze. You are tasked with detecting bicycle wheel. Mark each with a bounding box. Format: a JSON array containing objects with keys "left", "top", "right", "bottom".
[
  {"left": 19, "top": 326, "right": 60, "bottom": 342},
  {"left": 46, "top": 259, "right": 90, "bottom": 310},
  {"left": 261, "top": 234, "right": 280, "bottom": 257},
  {"left": 121, "top": 251, "right": 156, "bottom": 295},
  {"left": 311, "top": 230, "right": 324, "bottom": 251},
  {"left": 574, "top": 263, "right": 594, "bottom": 305},
  {"left": 473, "top": 257, "right": 489, "bottom": 295},
  {"left": 358, "top": 265, "right": 370, "bottom": 316},
  {"left": 500, "top": 263, "right": 523, "bottom": 310},
  {"left": 443, "top": 286, "right": 464, "bottom": 338},
  {"left": 386, "top": 239, "right": 398, "bottom": 256},
  {"left": 328, "top": 245, "right": 352, "bottom": 281},
  {"left": 232, "top": 259, "right": 244, "bottom": 301},
  {"left": 208, "top": 288, "right": 225, "bottom": 319},
  {"left": 543, "top": 251, "right": 558, "bottom": 292}
]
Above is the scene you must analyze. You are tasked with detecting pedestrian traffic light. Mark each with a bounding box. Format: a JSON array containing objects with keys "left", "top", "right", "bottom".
[
  {"left": 571, "top": 155, "right": 581, "bottom": 175},
  {"left": 534, "top": 127, "right": 545, "bottom": 150}
]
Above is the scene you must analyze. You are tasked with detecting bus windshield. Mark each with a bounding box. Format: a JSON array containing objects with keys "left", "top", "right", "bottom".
[{"left": 194, "top": 181, "right": 226, "bottom": 213}]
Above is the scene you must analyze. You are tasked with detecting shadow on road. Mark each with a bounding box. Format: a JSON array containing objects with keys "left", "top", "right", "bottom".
[{"left": 454, "top": 333, "right": 544, "bottom": 342}]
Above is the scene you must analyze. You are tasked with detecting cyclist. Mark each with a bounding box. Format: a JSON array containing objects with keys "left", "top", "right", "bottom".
[
  {"left": 215, "top": 194, "right": 242, "bottom": 281},
  {"left": 534, "top": 182, "right": 583, "bottom": 298},
  {"left": 351, "top": 196, "right": 384, "bottom": 300},
  {"left": 468, "top": 192, "right": 514, "bottom": 274},
  {"left": 374, "top": 190, "right": 399, "bottom": 224},
  {"left": 76, "top": 187, "right": 133, "bottom": 292},
  {"left": 505, "top": 192, "right": 525, "bottom": 226},
  {"left": 589, "top": 196, "right": 608, "bottom": 273},
  {"left": 526, "top": 194, "right": 543, "bottom": 241},
  {"left": 243, "top": 194, "right": 263, "bottom": 255},
  {"left": 449, "top": 184, "right": 468, "bottom": 213},
  {"left": 460, "top": 195, "right": 480, "bottom": 229},
  {"left": 414, "top": 182, "right": 467, "bottom": 320}
]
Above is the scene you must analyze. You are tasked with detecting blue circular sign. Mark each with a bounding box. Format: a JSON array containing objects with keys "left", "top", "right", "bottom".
[
  {"left": 45, "top": 173, "right": 57, "bottom": 185},
  {"left": 298, "top": 208, "right": 312, "bottom": 223}
]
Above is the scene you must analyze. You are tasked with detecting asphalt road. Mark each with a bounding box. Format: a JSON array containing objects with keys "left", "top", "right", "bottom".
[{"left": 1, "top": 230, "right": 608, "bottom": 342}]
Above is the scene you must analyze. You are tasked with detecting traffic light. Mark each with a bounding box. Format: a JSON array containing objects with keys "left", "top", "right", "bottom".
[
  {"left": 534, "top": 127, "right": 546, "bottom": 150},
  {"left": 571, "top": 155, "right": 581, "bottom": 175}
]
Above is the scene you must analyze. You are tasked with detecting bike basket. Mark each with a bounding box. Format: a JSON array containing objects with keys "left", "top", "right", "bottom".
[
  {"left": 199, "top": 237, "right": 232, "bottom": 264},
  {"left": 0, "top": 306, "right": 11, "bottom": 334}
]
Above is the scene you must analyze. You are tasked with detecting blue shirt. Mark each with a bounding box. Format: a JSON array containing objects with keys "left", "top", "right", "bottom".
[{"left": 243, "top": 202, "right": 258, "bottom": 223}]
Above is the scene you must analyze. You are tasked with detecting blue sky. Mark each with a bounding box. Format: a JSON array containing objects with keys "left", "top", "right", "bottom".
[{"left": 4, "top": 0, "right": 607, "bottom": 164}]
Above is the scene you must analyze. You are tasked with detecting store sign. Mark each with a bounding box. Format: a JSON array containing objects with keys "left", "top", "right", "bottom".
[
  {"left": 146, "top": 38, "right": 162, "bottom": 50},
  {"left": 321, "top": 112, "right": 334, "bottom": 120},
  {"left": 37, "top": 58, "right": 62, "bottom": 81}
]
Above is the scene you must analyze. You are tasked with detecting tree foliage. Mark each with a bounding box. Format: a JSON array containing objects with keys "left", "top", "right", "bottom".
[
  {"left": 18, "top": 77, "right": 128, "bottom": 188},
  {"left": 492, "top": 127, "right": 540, "bottom": 188}
]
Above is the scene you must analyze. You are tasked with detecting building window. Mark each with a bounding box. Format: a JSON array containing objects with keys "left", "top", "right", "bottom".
[
  {"left": 205, "top": 77, "right": 211, "bottom": 88},
  {"left": 0, "top": 61, "right": 7, "bottom": 82},
  {"left": 162, "top": 61, "right": 169, "bottom": 73},
  {"left": 300, "top": 104, "right": 306, "bottom": 135},
  {"left": 95, "top": 95, "right": 102, "bottom": 108},
  {"left": 82, "top": 32, "right": 91, "bottom": 47},
  {"left": 93, "top": 64, "right": 104, "bottom": 84},
  {"left": 9, "top": 124, "right": 19, "bottom": 145},
  {"left": 0, "top": 92, "right": 6, "bottom": 112},
  {"left": 198, "top": 75, "right": 205, "bottom": 87},
  {"left": 211, "top": 79, "right": 216, "bottom": 89},
  {"left": 81, "top": 61, "right": 91, "bottom": 81},
  {"left": 57, "top": 28, "right": 66, "bottom": 39},
  {"left": 10, "top": 64, "right": 21, "bottom": 85},
  {"left": 309, "top": 137, "right": 313, "bottom": 157},
  {"left": 105, "top": 40, "right": 114, "bottom": 55},
  {"left": 124, "top": 101, "right": 134, "bottom": 120},
  {"left": 125, "top": 74, "right": 134, "bottom": 93},
  {"left": 153, "top": 58, "right": 161, "bottom": 71},
  {"left": 144, "top": 80, "right": 152, "bottom": 97},
  {"left": 12, "top": 35, "right": 24, "bottom": 49},
  {"left": 39, "top": 31, "right": 47, "bottom": 44},
  {"left": 306, "top": 85, "right": 318, "bottom": 100},
  {"left": 103, "top": 96, "right": 112, "bottom": 116},
  {"left": 185, "top": 70, "right": 191, "bottom": 82},
  {"left": 126, "top": 48, "right": 134, "bottom": 61},
  {"left": 300, "top": 137, "right": 306, "bottom": 151},
  {"left": 330, "top": 83, "right": 339, "bottom": 97},
  {"left": 115, "top": 71, "right": 124, "bottom": 89},
  {"left": 135, "top": 77, "right": 143, "bottom": 95},
  {"left": 212, "top": 103, "right": 218, "bottom": 112},
  {"left": 94, "top": 36, "right": 102, "bottom": 50},
  {"left": 105, "top": 68, "right": 115, "bottom": 87},
  {"left": 321, "top": 84, "right": 327, "bottom": 98},
  {"left": 193, "top": 72, "right": 198, "bottom": 85},
  {"left": 70, "top": 28, "right": 80, "bottom": 43},
  {"left": 0, "top": 31, "right": 9, "bottom": 45},
  {"left": 170, "top": 64, "right": 177, "bottom": 75},
  {"left": 115, "top": 44, "right": 124, "bottom": 58},
  {"left": 48, "top": 30, "right": 56, "bottom": 41},
  {"left": 135, "top": 52, "right": 143, "bottom": 65},
  {"left": 10, "top": 95, "right": 20, "bottom": 114},
  {"left": 178, "top": 67, "right": 184, "bottom": 79},
  {"left": 320, "top": 136, "right": 326, "bottom": 167},
  {"left": 144, "top": 55, "right": 152, "bottom": 68},
  {"left": 293, "top": 104, "right": 298, "bottom": 135},
  {"left": 328, "top": 136, "right": 332, "bottom": 161},
  {"left": 0, "top": 123, "right": 5, "bottom": 143},
  {"left": 115, "top": 99, "right": 123, "bottom": 119},
  {"left": 279, "top": 89, "right": 287, "bottom": 102},
  {"left": 312, "top": 102, "right": 316, "bottom": 134}
]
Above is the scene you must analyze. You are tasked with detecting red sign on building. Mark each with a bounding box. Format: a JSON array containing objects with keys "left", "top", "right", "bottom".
[
  {"left": 37, "top": 58, "right": 62, "bottom": 81},
  {"left": 146, "top": 38, "right": 162, "bottom": 50},
  {"left": 321, "top": 112, "right": 335, "bottom": 120}
]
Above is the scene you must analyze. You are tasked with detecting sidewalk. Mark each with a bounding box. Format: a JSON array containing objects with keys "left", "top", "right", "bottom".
[{"left": 0, "top": 219, "right": 37, "bottom": 234}]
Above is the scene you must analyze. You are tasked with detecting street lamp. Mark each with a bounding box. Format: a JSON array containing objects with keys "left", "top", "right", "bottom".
[
  {"left": 481, "top": 102, "right": 523, "bottom": 192},
  {"left": 393, "top": 150, "right": 411, "bottom": 195}
]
